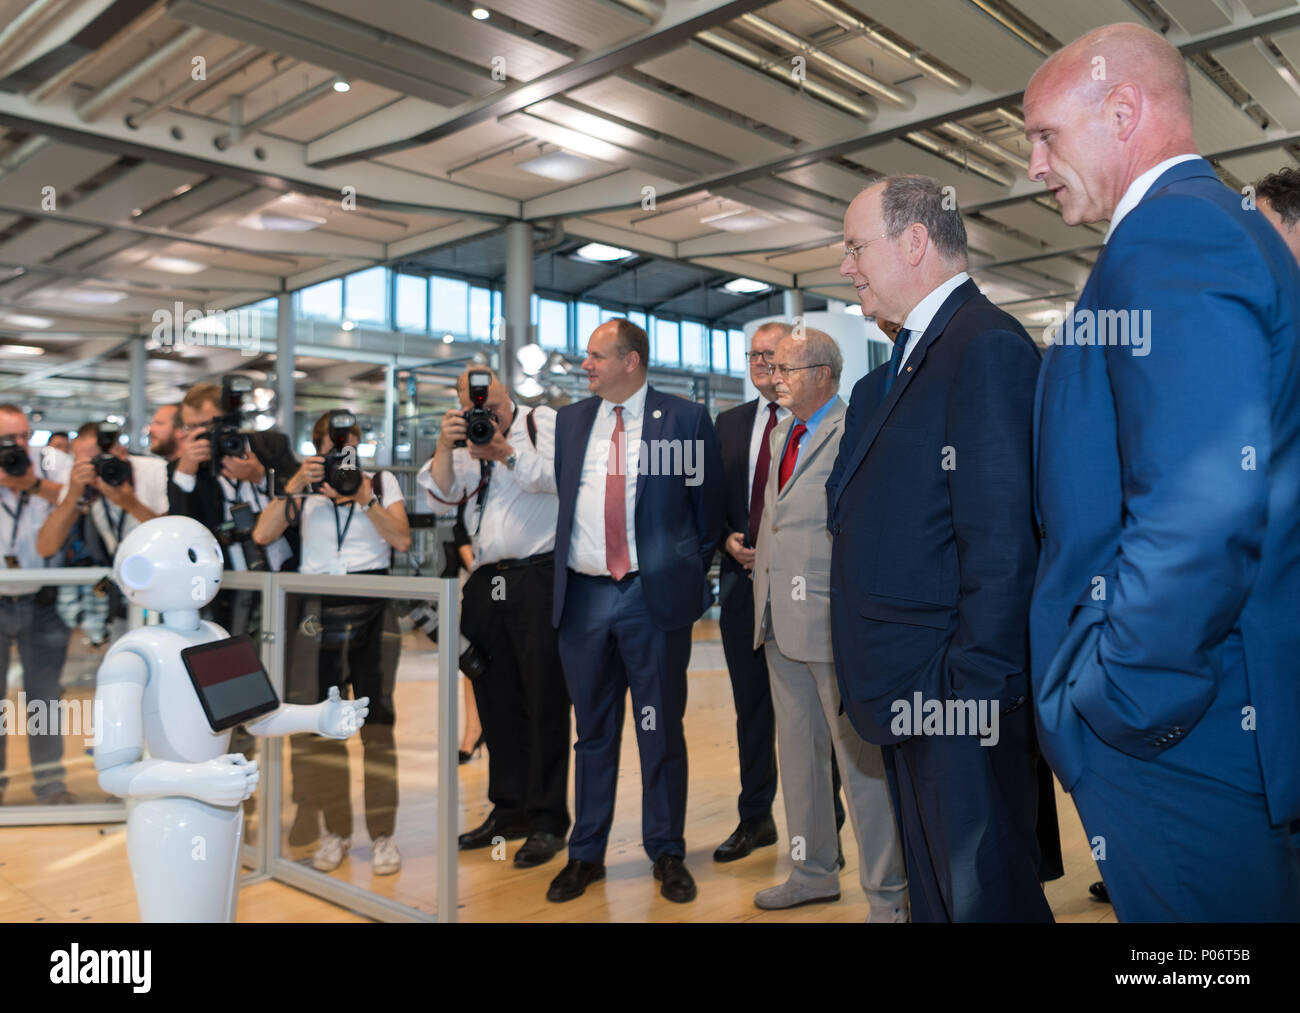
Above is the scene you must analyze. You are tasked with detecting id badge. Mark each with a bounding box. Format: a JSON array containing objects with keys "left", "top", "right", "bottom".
[{"left": 328, "top": 556, "right": 347, "bottom": 576}]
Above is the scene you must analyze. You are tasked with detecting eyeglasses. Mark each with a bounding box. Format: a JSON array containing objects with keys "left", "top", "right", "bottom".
[
  {"left": 842, "top": 233, "right": 890, "bottom": 263},
  {"left": 770, "top": 363, "right": 829, "bottom": 378},
  {"left": 746, "top": 350, "right": 775, "bottom": 364}
]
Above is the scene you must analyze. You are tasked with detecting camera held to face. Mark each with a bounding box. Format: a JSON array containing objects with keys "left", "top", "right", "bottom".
[
  {"left": 0, "top": 438, "right": 29, "bottom": 478},
  {"left": 319, "top": 410, "right": 362, "bottom": 498},
  {"left": 199, "top": 375, "right": 253, "bottom": 475},
  {"left": 456, "top": 370, "right": 496, "bottom": 447},
  {"left": 93, "top": 421, "right": 132, "bottom": 487}
]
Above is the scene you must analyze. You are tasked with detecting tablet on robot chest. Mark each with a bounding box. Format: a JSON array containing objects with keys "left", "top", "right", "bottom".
[{"left": 180, "top": 635, "right": 280, "bottom": 732}]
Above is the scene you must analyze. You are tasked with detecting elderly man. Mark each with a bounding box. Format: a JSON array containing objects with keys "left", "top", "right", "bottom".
[
  {"left": 827, "top": 175, "right": 1057, "bottom": 921},
  {"left": 1025, "top": 24, "right": 1300, "bottom": 920},
  {"left": 752, "top": 328, "right": 906, "bottom": 919},
  {"left": 1256, "top": 167, "right": 1300, "bottom": 266}
]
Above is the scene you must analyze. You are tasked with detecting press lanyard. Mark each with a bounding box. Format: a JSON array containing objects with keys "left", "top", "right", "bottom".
[
  {"left": 333, "top": 501, "right": 356, "bottom": 553},
  {"left": 103, "top": 501, "right": 127, "bottom": 550},
  {"left": 1, "top": 490, "right": 28, "bottom": 552},
  {"left": 219, "top": 476, "right": 267, "bottom": 512}
]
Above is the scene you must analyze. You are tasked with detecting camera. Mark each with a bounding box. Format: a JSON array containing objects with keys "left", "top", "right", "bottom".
[
  {"left": 216, "top": 501, "right": 267, "bottom": 570},
  {"left": 395, "top": 599, "right": 488, "bottom": 678},
  {"left": 199, "top": 375, "right": 253, "bottom": 474},
  {"left": 455, "top": 370, "right": 496, "bottom": 447},
  {"left": 0, "top": 437, "right": 30, "bottom": 477},
  {"left": 319, "top": 410, "right": 362, "bottom": 498},
  {"left": 93, "top": 422, "right": 132, "bottom": 487}
]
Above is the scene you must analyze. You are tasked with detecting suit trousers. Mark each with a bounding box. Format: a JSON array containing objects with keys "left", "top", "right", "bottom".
[
  {"left": 461, "top": 559, "right": 571, "bottom": 836},
  {"left": 558, "top": 571, "right": 691, "bottom": 863},
  {"left": 881, "top": 703, "right": 1053, "bottom": 922},
  {"left": 763, "top": 632, "right": 906, "bottom": 907},
  {"left": 719, "top": 592, "right": 778, "bottom": 823},
  {"left": 0, "top": 597, "right": 71, "bottom": 799},
  {"left": 1070, "top": 717, "right": 1300, "bottom": 921}
]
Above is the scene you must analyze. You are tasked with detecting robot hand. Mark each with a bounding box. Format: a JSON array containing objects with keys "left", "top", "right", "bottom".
[
  {"left": 189, "top": 754, "right": 261, "bottom": 806},
  {"left": 317, "top": 686, "right": 369, "bottom": 739}
]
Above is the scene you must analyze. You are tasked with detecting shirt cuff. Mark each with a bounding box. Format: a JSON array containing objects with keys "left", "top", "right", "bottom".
[{"left": 172, "top": 469, "right": 196, "bottom": 493}]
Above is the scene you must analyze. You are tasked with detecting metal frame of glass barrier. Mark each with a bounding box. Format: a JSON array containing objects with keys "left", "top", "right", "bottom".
[{"left": 0, "top": 567, "right": 128, "bottom": 829}]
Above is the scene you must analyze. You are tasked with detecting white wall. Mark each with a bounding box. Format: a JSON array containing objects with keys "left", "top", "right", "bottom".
[{"left": 742, "top": 310, "right": 893, "bottom": 400}]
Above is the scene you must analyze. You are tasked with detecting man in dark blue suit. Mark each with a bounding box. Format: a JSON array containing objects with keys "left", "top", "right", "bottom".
[
  {"left": 546, "top": 319, "right": 724, "bottom": 904},
  {"left": 826, "top": 175, "right": 1058, "bottom": 922},
  {"left": 1025, "top": 23, "right": 1300, "bottom": 921}
]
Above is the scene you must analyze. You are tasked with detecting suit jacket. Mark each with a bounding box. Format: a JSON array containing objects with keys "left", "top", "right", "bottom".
[
  {"left": 753, "top": 398, "right": 846, "bottom": 662},
  {"left": 1030, "top": 157, "right": 1300, "bottom": 827},
  {"left": 552, "top": 385, "right": 725, "bottom": 631},
  {"left": 715, "top": 398, "right": 760, "bottom": 614},
  {"left": 167, "top": 429, "right": 300, "bottom": 569},
  {"left": 826, "top": 278, "right": 1042, "bottom": 745}
]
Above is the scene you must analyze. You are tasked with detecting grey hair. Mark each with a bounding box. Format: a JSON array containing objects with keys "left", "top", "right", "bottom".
[
  {"left": 752, "top": 321, "right": 794, "bottom": 341},
  {"left": 880, "top": 175, "right": 968, "bottom": 263},
  {"left": 794, "top": 327, "right": 842, "bottom": 383}
]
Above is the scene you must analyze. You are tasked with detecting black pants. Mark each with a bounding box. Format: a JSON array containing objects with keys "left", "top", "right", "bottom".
[
  {"left": 461, "top": 558, "right": 571, "bottom": 836},
  {"left": 287, "top": 592, "right": 400, "bottom": 840}
]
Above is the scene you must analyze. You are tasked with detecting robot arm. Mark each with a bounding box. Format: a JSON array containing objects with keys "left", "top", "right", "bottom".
[
  {"left": 95, "top": 650, "right": 260, "bottom": 806},
  {"left": 245, "top": 686, "right": 369, "bottom": 740}
]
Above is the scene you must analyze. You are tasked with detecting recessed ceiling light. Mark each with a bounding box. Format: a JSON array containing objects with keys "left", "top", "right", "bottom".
[
  {"left": 130, "top": 208, "right": 143, "bottom": 217},
  {"left": 3, "top": 314, "right": 52, "bottom": 328},
  {"left": 147, "top": 256, "right": 206, "bottom": 275},
  {"left": 333, "top": 80, "right": 351, "bottom": 93},
  {"left": 471, "top": 7, "right": 489, "bottom": 19},
  {"left": 5, "top": 344, "right": 44, "bottom": 356},
  {"left": 341, "top": 319, "right": 355, "bottom": 331},
  {"left": 292, "top": 370, "right": 307, "bottom": 379},
  {"left": 701, "top": 209, "right": 782, "bottom": 232},
  {"left": 572, "top": 242, "right": 633, "bottom": 263},
  {"left": 441, "top": 333, "right": 455, "bottom": 344},
  {"left": 516, "top": 150, "right": 606, "bottom": 182},
  {"left": 243, "top": 212, "right": 327, "bottom": 232},
  {"left": 721, "top": 278, "right": 770, "bottom": 295},
  {"left": 64, "top": 289, "right": 127, "bottom": 304}
]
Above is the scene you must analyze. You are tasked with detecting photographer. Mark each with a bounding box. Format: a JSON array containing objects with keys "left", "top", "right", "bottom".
[
  {"left": 254, "top": 410, "right": 409, "bottom": 876},
  {"left": 416, "top": 367, "right": 570, "bottom": 869},
  {"left": 0, "top": 403, "right": 74, "bottom": 805},
  {"left": 37, "top": 421, "right": 168, "bottom": 645}
]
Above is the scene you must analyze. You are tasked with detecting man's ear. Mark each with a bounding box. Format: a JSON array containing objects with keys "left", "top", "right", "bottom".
[{"left": 118, "top": 554, "right": 154, "bottom": 590}]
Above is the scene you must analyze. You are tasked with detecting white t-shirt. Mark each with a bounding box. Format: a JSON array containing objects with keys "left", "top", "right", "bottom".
[
  {"left": 50, "top": 454, "right": 169, "bottom": 556},
  {"left": 298, "top": 471, "right": 404, "bottom": 575},
  {"left": 0, "top": 446, "right": 69, "bottom": 595}
]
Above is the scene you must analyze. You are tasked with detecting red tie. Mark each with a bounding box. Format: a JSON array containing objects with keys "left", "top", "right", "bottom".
[
  {"left": 605, "top": 406, "right": 631, "bottom": 580},
  {"left": 778, "top": 423, "right": 807, "bottom": 492},
  {"left": 748, "top": 402, "right": 779, "bottom": 546}
]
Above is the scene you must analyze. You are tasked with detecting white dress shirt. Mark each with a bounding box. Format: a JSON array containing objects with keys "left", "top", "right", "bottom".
[
  {"left": 898, "top": 271, "right": 972, "bottom": 372},
  {"left": 748, "top": 398, "right": 788, "bottom": 494},
  {"left": 569, "top": 381, "right": 647, "bottom": 576},
  {"left": 417, "top": 403, "right": 558, "bottom": 566},
  {"left": 50, "top": 454, "right": 169, "bottom": 556},
  {"left": 1104, "top": 154, "right": 1201, "bottom": 243},
  {"left": 171, "top": 468, "right": 292, "bottom": 571},
  {"left": 299, "top": 471, "right": 404, "bottom": 574},
  {"left": 0, "top": 446, "right": 68, "bottom": 595}
]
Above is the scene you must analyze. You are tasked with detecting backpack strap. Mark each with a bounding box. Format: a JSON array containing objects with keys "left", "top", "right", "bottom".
[{"left": 525, "top": 408, "right": 538, "bottom": 449}]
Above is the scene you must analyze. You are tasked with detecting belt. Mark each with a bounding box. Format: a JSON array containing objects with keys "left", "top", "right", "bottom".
[
  {"left": 567, "top": 567, "right": 639, "bottom": 584},
  {"left": 492, "top": 552, "right": 553, "bottom": 571}
]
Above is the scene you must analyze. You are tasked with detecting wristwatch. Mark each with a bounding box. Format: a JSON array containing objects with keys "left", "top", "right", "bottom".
[
  {"left": 361, "top": 495, "right": 379, "bottom": 513},
  {"left": 504, "top": 453, "right": 517, "bottom": 471}
]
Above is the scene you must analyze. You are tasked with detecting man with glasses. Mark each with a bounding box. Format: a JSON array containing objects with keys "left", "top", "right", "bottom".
[
  {"left": 0, "top": 404, "right": 74, "bottom": 805},
  {"left": 752, "top": 328, "right": 907, "bottom": 918},
  {"left": 826, "top": 175, "right": 1058, "bottom": 921}
]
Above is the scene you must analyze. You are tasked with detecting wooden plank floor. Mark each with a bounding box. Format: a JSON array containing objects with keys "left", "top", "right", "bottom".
[{"left": 0, "top": 620, "right": 1115, "bottom": 923}]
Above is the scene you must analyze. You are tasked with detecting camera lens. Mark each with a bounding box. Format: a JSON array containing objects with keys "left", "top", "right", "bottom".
[
  {"left": 0, "top": 441, "right": 29, "bottom": 477},
  {"left": 95, "top": 455, "right": 131, "bottom": 487}
]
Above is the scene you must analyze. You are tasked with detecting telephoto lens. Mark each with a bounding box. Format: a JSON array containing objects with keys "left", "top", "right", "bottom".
[
  {"left": 0, "top": 438, "right": 29, "bottom": 477},
  {"left": 93, "top": 422, "right": 132, "bottom": 487}
]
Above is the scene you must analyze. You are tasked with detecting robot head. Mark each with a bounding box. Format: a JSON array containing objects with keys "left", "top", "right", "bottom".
[{"left": 114, "top": 516, "right": 223, "bottom": 612}]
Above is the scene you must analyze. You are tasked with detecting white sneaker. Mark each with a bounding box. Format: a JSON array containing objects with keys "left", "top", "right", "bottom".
[
  {"left": 372, "top": 835, "right": 402, "bottom": 876},
  {"left": 312, "top": 833, "right": 351, "bottom": 872}
]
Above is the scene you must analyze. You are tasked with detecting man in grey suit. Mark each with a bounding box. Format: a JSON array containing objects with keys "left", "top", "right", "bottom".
[{"left": 751, "top": 327, "right": 907, "bottom": 920}]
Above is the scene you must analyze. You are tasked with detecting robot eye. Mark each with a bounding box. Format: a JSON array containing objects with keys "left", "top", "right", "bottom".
[{"left": 188, "top": 548, "right": 198, "bottom": 562}]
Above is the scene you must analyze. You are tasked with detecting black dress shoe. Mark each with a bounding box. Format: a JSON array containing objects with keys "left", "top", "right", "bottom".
[
  {"left": 546, "top": 859, "right": 605, "bottom": 902},
  {"left": 1089, "top": 880, "right": 1111, "bottom": 904},
  {"left": 653, "top": 854, "right": 697, "bottom": 903},
  {"left": 458, "top": 815, "right": 528, "bottom": 851},
  {"left": 514, "top": 831, "right": 565, "bottom": 868},
  {"left": 713, "top": 816, "right": 778, "bottom": 863}
]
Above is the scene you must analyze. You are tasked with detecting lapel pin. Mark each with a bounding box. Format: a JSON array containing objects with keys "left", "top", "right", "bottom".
[{"left": 652, "top": 409, "right": 662, "bottom": 419}]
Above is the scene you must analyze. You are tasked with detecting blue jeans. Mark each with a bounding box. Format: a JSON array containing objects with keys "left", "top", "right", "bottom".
[{"left": 0, "top": 596, "right": 72, "bottom": 800}]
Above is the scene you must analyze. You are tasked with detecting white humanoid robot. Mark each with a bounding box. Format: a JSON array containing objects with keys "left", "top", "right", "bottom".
[{"left": 95, "top": 516, "right": 369, "bottom": 922}]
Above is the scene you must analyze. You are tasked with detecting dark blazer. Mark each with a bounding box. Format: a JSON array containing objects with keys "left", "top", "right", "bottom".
[
  {"left": 826, "top": 278, "right": 1042, "bottom": 744},
  {"left": 552, "top": 385, "right": 725, "bottom": 631},
  {"left": 1031, "top": 157, "right": 1300, "bottom": 827},
  {"left": 715, "top": 398, "right": 759, "bottom": 614},
  {"left": 167, "top": 429, "right": 300, "bottom": 568}
]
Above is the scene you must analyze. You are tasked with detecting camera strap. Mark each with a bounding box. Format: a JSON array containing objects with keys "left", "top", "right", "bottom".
[
  {"left": 101, "top": 501, "right": 128, "bottom": 554},
  {"left": 333, "top": 500, "right": 357, "bottom": 553},
  {"left": 473, "top": 460, "right": 492, "bottom": 537},
  {"left": 1, "top": 490, "right": 28, "bottom": 551}
]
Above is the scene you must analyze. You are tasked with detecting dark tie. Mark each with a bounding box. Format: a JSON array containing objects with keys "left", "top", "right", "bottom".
[
  {"left": 884, "top": 329, "right": 912, "bottom": 393},
  {"left": 778, "top": 422, "right": 808, "bottom": 492},
  {"left": 747, "top": 402, "right": 779, "bottom": 546},
  {"left": 605, "top": 406, "right": 631, "bottom": 580}
]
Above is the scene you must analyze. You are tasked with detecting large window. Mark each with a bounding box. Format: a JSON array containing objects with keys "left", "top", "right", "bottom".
[
  {"left": 299, "top": 278, "right": 341, "bottom": 321},
  {"left": 345, "top": 266, "right": 387, "bottom": 326},
  {"left": 576, "top": 302, "right": 601, "bottom": 345},
  {"left": 681, "top": 321, "right": 707, "bottom": 369},
  {"left": 469, "top": 286, "right": 492, "bottom": 341},
  {"left": 431, "top": 277, "right": 469, "bottom": 338},
  {"left": 653, "top": 318, "right": 679, "bottom": 366},
  {"left": 537, "top": 298, "right": 568, "bottom": 350},
  {"left": 711, "top": 328, "right": 729, "bottom": 373},
  {"left": 395, "top": 274, "right": 427, "bottom": 332},
  {"left": 728, "top": 330, "right": 746, "bottom": 376}
]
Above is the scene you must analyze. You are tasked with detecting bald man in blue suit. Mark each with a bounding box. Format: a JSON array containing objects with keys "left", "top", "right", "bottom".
[{"left": 1025, "top": 24, "right": 1300, "bottom": 921}]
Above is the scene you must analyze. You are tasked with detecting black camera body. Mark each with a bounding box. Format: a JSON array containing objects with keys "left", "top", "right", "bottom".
[
  {"left": 93, "top": 422, "right": 132, "bottom": 487},
  {"left": 319, "top": 410, "right": 362, "bottom": 498},
  {"left": 456, "top": 370, "right": 496, "bottom": 447},
  {"left": 216, "top": 501, "right": 267, "bottom": 570},
  {"left": 201, "top": 375, "right": 253, "bottom": 475},
  {"left": 0, "top": 437, "right": 30, "bottom": 477}
]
